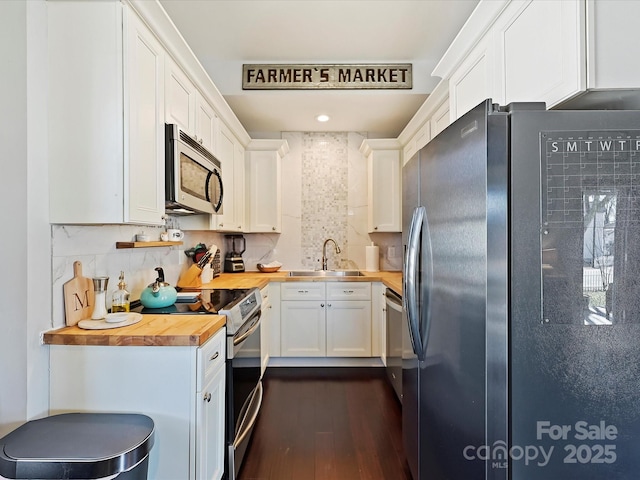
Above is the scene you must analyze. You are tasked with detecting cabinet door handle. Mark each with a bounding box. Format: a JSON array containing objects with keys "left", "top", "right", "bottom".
[
  {"left": 321, "top": 303, "right": 325, "bottom": 308},
  {"left": 344, "top": 290, "right": 354, "bottom": 294},
  {"left": 327, "top": 303, "right": 332, "bottom": 307},
  {"left": 204, "top": 392, "right": 211, "bottom": 402},
  {"left": 210, "top": 351, "right": 219, "bottom": 361},
  {"left": 298, "top": 290, "right": 309, "bottom": 294}
]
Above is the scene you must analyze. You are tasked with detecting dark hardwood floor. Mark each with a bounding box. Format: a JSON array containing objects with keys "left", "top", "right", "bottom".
[{"left": 239, "top": 367, "right": 413, "bottom": 480}]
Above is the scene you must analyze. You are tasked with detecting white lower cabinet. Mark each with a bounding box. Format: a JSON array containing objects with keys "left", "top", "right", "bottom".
[
  {"left": 326, "top": 301, "right": 372, "bottom": 357},
  {"left": 281, "top": 300, "right": 327, "bottom": 356},
  {"left": 49, "top": 328, "right": 226, "bottom": 480},
  {"left": 196, "top": 365, "right": 225, "bottom": 480},
  {"left": 279, "top": 282, "right": 372, "bottom": 357}
]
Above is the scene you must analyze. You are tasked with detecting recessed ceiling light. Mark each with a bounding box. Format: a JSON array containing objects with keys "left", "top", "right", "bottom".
[{"left": 316, "top": 114, "right": 330, "bottom": 122}]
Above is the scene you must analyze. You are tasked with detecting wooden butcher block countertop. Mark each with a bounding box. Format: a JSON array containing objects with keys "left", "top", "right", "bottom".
[
  {"left": 201, "top": 270, "right": 403, "bottom": 295},
  {"left": 43, "top": 314, "right": 226, "bottom": 347},
  {"left": 44, "top": 271, "right": 401, "bottom": 348}
]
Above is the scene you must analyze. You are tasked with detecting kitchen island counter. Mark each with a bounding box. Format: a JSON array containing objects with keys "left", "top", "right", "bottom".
[{"left": 43, "top": 314, "right": 226, "bottom": 347}]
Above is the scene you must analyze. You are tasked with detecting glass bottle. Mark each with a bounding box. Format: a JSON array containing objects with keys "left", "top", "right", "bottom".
[{"left": 111, "top": 271, "right": 130, "bottom": 313}]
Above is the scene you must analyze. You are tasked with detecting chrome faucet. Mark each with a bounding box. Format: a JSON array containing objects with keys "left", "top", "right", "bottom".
[{"left": 321, "top": 238, "right": 341, "bottom": 270}]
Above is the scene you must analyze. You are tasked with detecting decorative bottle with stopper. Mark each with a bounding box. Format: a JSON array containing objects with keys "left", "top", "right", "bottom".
[{"left": 111, "top": 271, "right": 130, "bottom": 313}]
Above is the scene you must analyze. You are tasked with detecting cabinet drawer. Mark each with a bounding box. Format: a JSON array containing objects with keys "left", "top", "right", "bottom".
[
  {"left": 281, "top": 282, "right": 326, "bottom": 301},
  {"left": 327, "top": 282, "right": 371, "bottom": 301},
  {"left": 197, "top": 327, "right": 226, "bottom": 391}
]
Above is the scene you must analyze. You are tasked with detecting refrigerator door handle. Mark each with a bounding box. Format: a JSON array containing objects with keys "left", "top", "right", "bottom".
[{"left": 404, "top": 206, "right": 425, "bottom": 360}]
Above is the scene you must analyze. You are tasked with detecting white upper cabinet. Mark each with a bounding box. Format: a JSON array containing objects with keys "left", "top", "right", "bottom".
[
  {"left": 432, "top": 0, "right": 640, "bottom": 120},
  {"left": 586, "top": 0, "right": 640, "bottom": 90},
  {"left": 124, "top": 6, "right": 166, "bottom": 224},
  {"left": 49, "top": 1, "right": 165, "bottom": 225},
  {"left": 495, "top": 0, "right": 584, "bottom": 107},
  {"left": 245, "top": 139, "right": 289, "bottom": 233},
  {"left": 195, "top": 93, "right": 218, "bottom": 155},
  {"left": 398, "top": 78, "right": 449, "bottom": 164},
  {"left": 215, "top": 122, "right": 245, "bottom": 232},
  {"left": 165, "top": 56, "right": 218, "bottom": 155},
  {"left": 165, "top": 54, "right": 196, "bottom": 134},
  {"left": 360, "top": 139, "right": 402, "bottom": 233},
  {"left": 449, "top": 33, "right": 498, "bottom": 120}
]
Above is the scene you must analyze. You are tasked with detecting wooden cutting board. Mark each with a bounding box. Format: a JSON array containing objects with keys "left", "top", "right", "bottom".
[{"left": 63, "top": 261, "right": 95, "bottom": 326}]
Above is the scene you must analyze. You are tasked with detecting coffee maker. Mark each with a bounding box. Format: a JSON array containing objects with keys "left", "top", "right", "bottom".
[{"left": 224, "top": 235, "right": 246, "bottom": 273}]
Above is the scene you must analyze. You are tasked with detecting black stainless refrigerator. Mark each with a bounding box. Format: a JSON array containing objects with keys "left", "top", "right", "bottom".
[{"left": 402, "top": 99, "right": 640, "bottom": 480}]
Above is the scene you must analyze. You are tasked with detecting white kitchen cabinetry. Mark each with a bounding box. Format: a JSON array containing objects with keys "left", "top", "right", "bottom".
[
  {"left": 195, "top": 92, "right": 218, "bottom": 155},
  {"left": 280, "top": 282, "right": 326, "bottom": 357},
  {"left": 448, "top": 33, "right": 498, "bottom": 121},
  {"left": 165, "top": 56, "right": 218, "bottom": 156},
  {"left": 50, "top": 328, "right": 226, "bottom": 480},
  {"left": 430, "top": 95, "right": 451, "bottom": 140},
  {"left": 165, "top": 54, "right": 196, "bottom": 133},
  {"left": 325, "top": 283, "right": 372, "bottom": 357},
  {"left": 245, "top": 139, "right": 289, "bottom": 233},
  {"left": 399, "top": 80, "right": 449, "bottom": 164},
  {"left": 360, "top": 139, "right": 402, "bottom": 233},
  {"left": 495, "top": 0, "right": 584, "bottom": 107},
  {"left": 215, "top": 123, "right": 245, "bottom": 232},
  {"left": 195, "top": 331, "right": 226, "bottom": 480},
  {"left": 434, "top": 0, "right": 640, "bottom": 119},
  {"left": 279, "top": 282, "right": 372, "bottom": 357},
  {"left": 49, "top": 1, "right": 165, "bottom": 225}
]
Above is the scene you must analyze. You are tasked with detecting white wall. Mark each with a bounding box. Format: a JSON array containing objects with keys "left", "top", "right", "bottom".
[
  {"left": 0, "top": 0, "right": 51, "bottom": 437},
  {"left": 0, "top": 0, "right": 28, "bottom": 437},
  {"left": 25, "top": 0, "right": 51, "bottom": 424}
]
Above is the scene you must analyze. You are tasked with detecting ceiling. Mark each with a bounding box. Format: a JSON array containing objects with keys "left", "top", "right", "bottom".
[{"left": 158, "top": 0, "right": 479, "bottom": 138}]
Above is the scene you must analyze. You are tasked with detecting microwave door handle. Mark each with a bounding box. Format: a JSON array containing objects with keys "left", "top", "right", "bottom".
[{"left": 205, "top": 169, "right": 223, "bottom": 213}]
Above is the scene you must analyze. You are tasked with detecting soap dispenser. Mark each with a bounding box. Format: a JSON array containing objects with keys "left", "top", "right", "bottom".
[{"left": 111, "top": 271, "right": 130, "bottom": 313}]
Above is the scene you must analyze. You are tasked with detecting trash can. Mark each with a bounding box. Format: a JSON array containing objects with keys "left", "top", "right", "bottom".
[{"left": 0, "top": 413, "right": 154, "bottom": 480}]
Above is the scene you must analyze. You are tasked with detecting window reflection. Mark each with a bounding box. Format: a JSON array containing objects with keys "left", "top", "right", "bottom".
[{"left": 582, "top": 193, "right": 615, "bottom": 325}]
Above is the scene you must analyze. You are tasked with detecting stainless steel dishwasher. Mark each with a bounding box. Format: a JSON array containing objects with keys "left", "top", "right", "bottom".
[{"left": 385, "top": 288, "right": 403, "bottom": 402}]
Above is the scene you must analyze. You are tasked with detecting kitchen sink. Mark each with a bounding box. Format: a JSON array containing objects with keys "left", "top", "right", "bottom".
[{"left": 288, "top": 270, "right": 365, "bottom": 277}]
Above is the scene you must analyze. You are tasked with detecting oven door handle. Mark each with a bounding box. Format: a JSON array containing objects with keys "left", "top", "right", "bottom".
[
  {"left": 233, "top": 309, "right": 262, "bottom": 346},
  {"left": 233, "top": 381, "right": 263, "bottom": 448}
]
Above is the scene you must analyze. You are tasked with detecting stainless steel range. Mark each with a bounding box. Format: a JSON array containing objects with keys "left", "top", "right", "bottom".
[{"left": 132, "top": 287, "right": 263, "bottom": 480}]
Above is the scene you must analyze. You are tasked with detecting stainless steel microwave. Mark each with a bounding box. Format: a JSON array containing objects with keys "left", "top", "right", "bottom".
[{"left": 165, "top": 123, "right": 223, "bottom": 215}]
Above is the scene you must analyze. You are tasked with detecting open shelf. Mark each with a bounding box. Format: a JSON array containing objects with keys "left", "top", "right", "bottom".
[{"left": 116, "top": 241, "right": 183, "bottom": 249}]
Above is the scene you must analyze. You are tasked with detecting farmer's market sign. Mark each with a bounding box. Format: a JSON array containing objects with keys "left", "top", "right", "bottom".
[{"left": 242, "top": 64, "right": 412, "bottom": 90}]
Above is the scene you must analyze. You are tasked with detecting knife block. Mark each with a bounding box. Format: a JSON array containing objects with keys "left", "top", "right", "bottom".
[{"left": 176, "top": 264, "right": 203, "bottom": 288}]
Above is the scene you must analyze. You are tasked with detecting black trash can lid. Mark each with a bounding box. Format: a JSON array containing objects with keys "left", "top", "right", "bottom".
[{"left": 0, "top": 413, "right": 154, "bottom": 479}]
